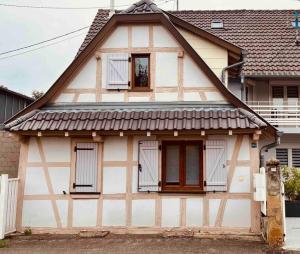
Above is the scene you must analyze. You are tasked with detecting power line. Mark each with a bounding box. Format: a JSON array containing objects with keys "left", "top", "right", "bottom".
[
  {"left": 0, "top": 0, "right": 169, "bottom": 10},
  {"left": 0, "top": 32, "right": 86, "bottom": 61},
  {"left": 0, "top": 26, "right": 89, "bottom": 56}
]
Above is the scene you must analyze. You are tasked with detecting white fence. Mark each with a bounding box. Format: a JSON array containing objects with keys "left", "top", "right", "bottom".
[
  {"left": 0, "top": 175, "right": 18, "bottom": 239},
  {"left": 248, "top": 101, "right": 300, "bottom": 127}
]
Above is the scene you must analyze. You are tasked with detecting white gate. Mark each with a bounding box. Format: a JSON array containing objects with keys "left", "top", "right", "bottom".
[{"left": 0, "top": 175, "right": 19, "bottom": 239}]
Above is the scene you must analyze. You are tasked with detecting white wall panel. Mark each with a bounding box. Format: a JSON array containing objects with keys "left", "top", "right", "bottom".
[
  {"left": 183, "top": 92, "right": 201, "bottom": 101},
  {"left": 155, "top": 53, "right": 178, "bottom": 87},
  {"left": 238, "top": 135, "right": 250, "bottom": 160},
  {"left": 103, "top": 136, "right": 127, "bottom": 161},
  {"left": 102, "top": 26, "right": 128, "bottom": 48},
  {"left": 205, "top": 91, "right": 225, "bottom": 101},
  {"left": 132, "top": 166, "right": 138, "bottom": 193},
  {"left": 153, "top": 26, "right": 179, "bottom": 47},
  {"left": 132, "top": 199, "right": 155, "bottom": 227},
  {"left": 183, "top": 55, "right": 213, "bottom": 88},
  {"left": 42, "top": 137, "right": 71, "bottom": 162},
  {"left": 209, "top": 199, "right": 221, "bottom": 226},
  {"left": 132, "top": 26, "right": 149, "bottom": 47},
  {"left": 54, "top": 93, "right": 75, "bottom": 103},
  {"left": 56, "top": 200, "right": 68, "bottom": 227},
  {"left": 102, "top": 200, "right": 126, "bottom": 226},
  {"left": 48, "top": 167, "right": 70, "bottom": 194},
  {"left": 24, "top": 167, "right": 49, "bottom": 195},
  {"left": 186, "top": 198, "right": 203, "bottom": 227},
  {"left": 22, "top": 200, "right": 56, "bottom": 227},
  {"left": 101, "top": 93, "right": 125, "bottom": 102},
  {"left": 222, "top": 199, "right": 251, "bottom": 228},
  {"left": 128, "top": 96, "right": 150, "bottom": 102},
  {"left": 102, "top": 167, "right": 127, "bottom": 194},
  {"left": 77, "top": 93, "right": 96, "bottom": 102},
  {"left": 161, "top": 198, "right": 180, "bottom": 227},
  {"left": 229, "top": 166, "right": 251, "bottom": 193},
  {"left": 73, "top": 200, "right": 97, "bottom": 227},
  {"left": 67, "top": 58, "right": 97, "bottom": 89},
  {"left": 155, "top": 92, "right": 178, "bottom": 102},
  {"left": 28, "top": 137, "right": 42, "bottom": 162}
]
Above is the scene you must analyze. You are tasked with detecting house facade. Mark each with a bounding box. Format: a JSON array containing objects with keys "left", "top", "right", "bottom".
[{"left": 5, "top": 1, "right": 277, "bottom": 234}]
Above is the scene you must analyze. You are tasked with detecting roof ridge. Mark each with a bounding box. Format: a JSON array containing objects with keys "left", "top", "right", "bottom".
[{"left": 121, "top": 0, "right": 162, "bottom": 14}]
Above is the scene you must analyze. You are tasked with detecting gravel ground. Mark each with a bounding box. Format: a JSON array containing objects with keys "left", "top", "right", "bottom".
[{"left": 0, "top": 234, "right": 291, "bottom": 254}]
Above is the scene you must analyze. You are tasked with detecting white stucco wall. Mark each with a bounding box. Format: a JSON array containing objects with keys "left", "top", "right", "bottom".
[
  {"left": 53, "top": 23, "right": 228, "bottom": 104},
  {"left": 21, "top": 134, "right": 255, "bottom": 231}
]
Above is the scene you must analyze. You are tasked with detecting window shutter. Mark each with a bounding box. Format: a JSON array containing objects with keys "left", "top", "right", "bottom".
[
  {"left": 272, "top": 86, "right": 284, "bottom": 98},
  {"left": 138, "top": 141, "right": 159, "bottom": 192},
  {"left": 106, "top": 53, "right": 129, "bottom": 90},
  {"left": 276, "top": 148, "right": 288, "bottom": 166},
  {"left": 74, "top": 143, "right": 98, "bottom": 193},
  {"left": 287, "top": 86, "right": 299, "bottom": 98},
  {"left": 292, "top": 149, "right": 300, "bottom": 168},
  {"left": 205, "top": 140, "right": 227, "bottom": 192}
]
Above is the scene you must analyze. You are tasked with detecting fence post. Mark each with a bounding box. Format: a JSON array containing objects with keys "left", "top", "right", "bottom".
[
  {"left": 266, "top": 161, "right": 284, "bottom": 248},
  {"left": 0, "top": 174, "right": 8, "bottom": 239}
]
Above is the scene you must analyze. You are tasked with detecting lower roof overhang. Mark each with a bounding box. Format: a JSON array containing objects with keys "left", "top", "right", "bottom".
[{"left": 5, "top": 103, "right": 269, "bottom": 135}]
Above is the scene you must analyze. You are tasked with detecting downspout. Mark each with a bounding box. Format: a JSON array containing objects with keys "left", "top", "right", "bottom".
[
  {"left": 221, "top": 60, "right": 245, "bottom": 84},
  {"left": 259, "top": 131, "right": 283, "bottom": 168}
]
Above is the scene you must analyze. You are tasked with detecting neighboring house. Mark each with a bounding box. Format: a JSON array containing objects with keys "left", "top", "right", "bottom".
[
  {"left": 0, "top": 86, "right": 33, "bottom": 177},
  {"left": 5, "top": 0, "right": 278, "bottom": 233}
]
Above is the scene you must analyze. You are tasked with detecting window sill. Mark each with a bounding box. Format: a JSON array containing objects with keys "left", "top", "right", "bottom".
[
  {"left": 158, "top": 190, "right": 206, "bottom": 195},
  {"left": 128, "top": 88, "right": 153, "bottom": 92},
  {"left": 70, "top": 192, "right": 101, "bottom": 199}
]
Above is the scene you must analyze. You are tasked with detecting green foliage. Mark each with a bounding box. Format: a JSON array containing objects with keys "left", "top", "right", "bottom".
[
  {"left": 282, "top": 166, "right": 300, "bottom": 201},
  {"left": 31, "top": 90, "right": 44, "bottom": 100},
  {"left": 24, "top": 227, "right": 32, "bottom": 236},
  {"left": 0, "top": 240, "right": 8, "bottom": 248}
]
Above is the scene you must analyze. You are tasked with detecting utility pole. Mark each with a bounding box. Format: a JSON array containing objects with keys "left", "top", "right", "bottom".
[{"left": 176, "top": 0, "right": 179, "bottom": 11}]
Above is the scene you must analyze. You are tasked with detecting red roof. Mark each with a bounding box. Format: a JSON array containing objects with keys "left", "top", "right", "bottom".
[{"left": 79, "top": 8, "right": 300, "bottom": 77}]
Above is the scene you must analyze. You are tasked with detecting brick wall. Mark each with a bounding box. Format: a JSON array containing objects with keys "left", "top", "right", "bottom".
[{"left": 0, "top": 131, "right": 20, "bottom": 178}]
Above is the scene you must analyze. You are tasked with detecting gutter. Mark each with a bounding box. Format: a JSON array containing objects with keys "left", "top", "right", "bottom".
[{"left": 259, "top": 131, "right": 283, "bottom": 168}]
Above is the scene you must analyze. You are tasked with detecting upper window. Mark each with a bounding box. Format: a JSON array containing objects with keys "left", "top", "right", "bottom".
[
  {"left": 162, "top": 141, "right": 204, "bottom": 192},
  {"left": 132, "top": 54, "right": 150, "bottom": 90},
  {"left": 211, "top": 21, "right": 224, "bottom": 29}
]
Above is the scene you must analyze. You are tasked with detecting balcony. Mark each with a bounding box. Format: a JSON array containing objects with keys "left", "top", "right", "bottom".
[{"left": 247, "top": 101, "right": 300, "bottom": 133}]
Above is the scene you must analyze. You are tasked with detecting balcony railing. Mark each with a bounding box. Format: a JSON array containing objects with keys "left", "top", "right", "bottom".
[{"left": 247, "top": 101, "right": 300, "bottom": 127}]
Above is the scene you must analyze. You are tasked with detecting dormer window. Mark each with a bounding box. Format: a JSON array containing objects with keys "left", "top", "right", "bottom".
[
  {"left": 211, "top": 21, "right": 224, "bottom": 29},
  {"left": 132, "top": 54, "right": 150, "bottom": 91}
]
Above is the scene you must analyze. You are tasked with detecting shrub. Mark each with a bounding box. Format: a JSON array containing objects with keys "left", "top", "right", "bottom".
[
  {"left": 0, "top": 240, "right": 8, "bottom": 248},
  {"left": 282, "top": 166, "right": 300, "bottom": 201},
  {"left": 24, "top": 228, "right": 32, "bottom": 236}
]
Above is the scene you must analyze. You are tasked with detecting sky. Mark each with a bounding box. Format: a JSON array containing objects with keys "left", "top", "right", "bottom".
[{"left": 0, "top": 0, "right": 300, "bottom": 97}]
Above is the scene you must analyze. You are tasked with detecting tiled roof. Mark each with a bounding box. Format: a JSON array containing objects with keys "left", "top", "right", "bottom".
[
  {"left": 121, "top": 0, "right": 162, "bottom": 14},
  {"left": 78, "top": 8, "right": 300, "bottom": 77},
  {"left": 7, "top": 107, "right": 266, "bottom": 132}
]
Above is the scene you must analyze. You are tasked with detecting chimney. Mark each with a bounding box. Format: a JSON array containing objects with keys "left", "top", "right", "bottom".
[{"left": 109, "top": 0, "right": 115, "bottom": 17}]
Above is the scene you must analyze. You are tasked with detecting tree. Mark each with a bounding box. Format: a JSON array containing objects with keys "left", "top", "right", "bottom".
[{"left": 32, "top": 90, "right": 44, "bottom": 100}]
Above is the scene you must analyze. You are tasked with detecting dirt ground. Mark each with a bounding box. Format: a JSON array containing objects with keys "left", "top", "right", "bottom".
[{"left": 0, "top": 234, "right": 297, "bottom": 254}]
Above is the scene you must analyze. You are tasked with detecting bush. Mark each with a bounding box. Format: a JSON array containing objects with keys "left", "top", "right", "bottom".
[
  {"left": 0, "top": 240, "right": 8, "bottom": 248},
  {"left": 282, "top": 166, "right": 300, "bottom": 201},
  {"left": 24, "top": 228, "right": 32, "bottom": 236}
]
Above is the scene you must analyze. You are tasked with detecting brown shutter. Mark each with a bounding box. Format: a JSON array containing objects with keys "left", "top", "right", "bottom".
[
  {"left": 276, "top": 148, "right": 288, "bottom": 166},
  {"left": 287, "top": 86, "right": 299, "bottom": 98}
]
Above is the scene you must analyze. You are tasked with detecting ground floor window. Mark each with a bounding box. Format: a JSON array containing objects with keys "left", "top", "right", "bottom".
[
  {"left": 161, "top": 141, "right": 204, "bottom": 192},
  {"left": 276, "top": 148, "right": 300, "bottom": 168}
]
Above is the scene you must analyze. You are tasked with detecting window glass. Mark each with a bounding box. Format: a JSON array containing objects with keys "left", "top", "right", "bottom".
[
  {"left": 133, "top": 55, "right": 149, "bottom": 88},
  {"left": 166, "top": 145, "right": 180, "bottom": 184},
  {"left": 185, "top": 145, "right": 199, "bottom": 185}
]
